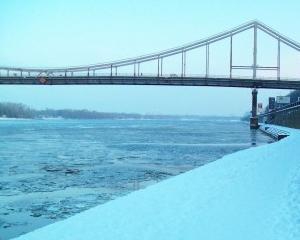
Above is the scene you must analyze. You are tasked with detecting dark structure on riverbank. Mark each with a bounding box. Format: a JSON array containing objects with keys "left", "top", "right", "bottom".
[{"left": 260, "top": 91, "right": 300, "bottom": 129}]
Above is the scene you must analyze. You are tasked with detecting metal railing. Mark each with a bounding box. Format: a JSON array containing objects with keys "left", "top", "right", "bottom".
[{"left": 259, "top": 101, "right": 300, "bottom": 117}]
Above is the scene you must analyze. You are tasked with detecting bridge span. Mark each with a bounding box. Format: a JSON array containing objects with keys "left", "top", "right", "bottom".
[
  {"left": 1, "top": 20, "right": 300, "bottom": 87},
  {"left": 1, "top": 76, "right": 300, "bottom": 90},
  {"left": 1, "top": 20, "right": 300, "bottom": 128}
]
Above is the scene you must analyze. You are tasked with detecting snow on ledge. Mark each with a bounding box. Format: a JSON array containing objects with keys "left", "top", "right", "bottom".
[{"left": 14, "top": 125, "right": 300, "bottom": 240}]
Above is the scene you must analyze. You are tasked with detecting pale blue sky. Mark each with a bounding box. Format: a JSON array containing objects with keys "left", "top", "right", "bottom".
[{"left": 0, "top": 0, "right": 299, "bottom": 115}]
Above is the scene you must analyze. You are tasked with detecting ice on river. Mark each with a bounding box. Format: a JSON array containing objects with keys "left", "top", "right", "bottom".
[
  {"left": 14, "top": 125, "right": 300, "bottom": 240},
  {"left": 0, "top": 118, "right": 272, "bottom": 239}
]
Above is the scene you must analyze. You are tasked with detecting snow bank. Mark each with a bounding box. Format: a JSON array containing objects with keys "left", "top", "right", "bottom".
[{"left": 14, "top": 125, "right": 300, "bottom": 240}]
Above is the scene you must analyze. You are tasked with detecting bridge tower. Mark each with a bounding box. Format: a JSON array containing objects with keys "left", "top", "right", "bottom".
[{"left": 250, "top": 89, "right": 259, "bottom": 129}]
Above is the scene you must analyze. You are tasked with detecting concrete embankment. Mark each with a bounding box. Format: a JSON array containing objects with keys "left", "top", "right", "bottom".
[{"left": 14, "top": 125, "right": 300, "bottom": 240}]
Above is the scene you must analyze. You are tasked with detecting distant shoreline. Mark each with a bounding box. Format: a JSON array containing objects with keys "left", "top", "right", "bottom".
[
  {"left": 0, "top": 116, "right": 241, "bottom": 121},
  {"left": 0, "top": 102, "right": 240, "bottom": 120}
]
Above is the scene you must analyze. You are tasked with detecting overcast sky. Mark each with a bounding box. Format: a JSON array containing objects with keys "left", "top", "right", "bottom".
[{"left": 0, "top": 0, "right": 299, "bottom": 116}]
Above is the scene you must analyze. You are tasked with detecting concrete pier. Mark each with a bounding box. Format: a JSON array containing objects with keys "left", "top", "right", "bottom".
[{"left": 250, "top": 88, "right": 259, "bottom": 129}]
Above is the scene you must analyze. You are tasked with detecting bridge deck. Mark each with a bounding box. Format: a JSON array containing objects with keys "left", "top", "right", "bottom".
[{"left": 0, "top": 76, "right": 300, "bottom": 89}]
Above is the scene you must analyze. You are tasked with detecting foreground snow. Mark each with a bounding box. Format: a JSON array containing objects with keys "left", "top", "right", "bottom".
[{"left": 15, "top": 125, "right": 300, "bottom": 240}]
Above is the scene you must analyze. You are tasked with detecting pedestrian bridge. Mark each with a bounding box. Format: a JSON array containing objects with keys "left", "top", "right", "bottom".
[{"left": 0, "top": 20, "right": 300, "bottom": 89}]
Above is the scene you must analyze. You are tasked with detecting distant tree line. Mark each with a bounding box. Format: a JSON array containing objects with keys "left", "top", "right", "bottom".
[
  {"left": 288, "top": 90, "right": 300, "bottom": 103},
  {"left": 0, "top": 102, "right": 36, "bottom": 118},
  {"left": 38, "top": 109, "right": 143, "bottom": 119},
  {"left": 0, "top": 102, "right": 145, "bottom": 119},
  {"left": 0, "top": 102, "right": 208, "bottom": 120},
  {"left": 240, "top": 112, "right": 250, "bottom": 121}
]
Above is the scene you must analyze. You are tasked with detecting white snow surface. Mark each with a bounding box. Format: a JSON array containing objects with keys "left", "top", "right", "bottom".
[{"left": 15, "top": 125, "right": 300, "bottom": 240}]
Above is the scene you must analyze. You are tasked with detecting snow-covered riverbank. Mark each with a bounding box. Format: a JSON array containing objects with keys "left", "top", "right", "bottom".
[{"left": 14, "top": 125, "right": 300, "bottom": 240}]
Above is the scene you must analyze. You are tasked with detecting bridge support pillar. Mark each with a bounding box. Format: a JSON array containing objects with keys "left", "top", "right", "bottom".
[{"left": 250, "top": 88, "right": 259, "bottom": 129}]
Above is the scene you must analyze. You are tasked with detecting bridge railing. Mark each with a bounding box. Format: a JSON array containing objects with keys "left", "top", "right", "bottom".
[{"left": 1, "top": 72, "right": 300, "bottom": 83}]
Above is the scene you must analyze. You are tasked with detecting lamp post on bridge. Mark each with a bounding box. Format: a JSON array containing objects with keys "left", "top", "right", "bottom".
[{"left": 250, "top": 88, "right": 259, "bottom": 129}]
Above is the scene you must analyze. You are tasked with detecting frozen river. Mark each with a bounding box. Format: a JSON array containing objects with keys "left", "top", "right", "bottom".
[{"left": 0, "top": 118, "right": 272, "bottom": 239}]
